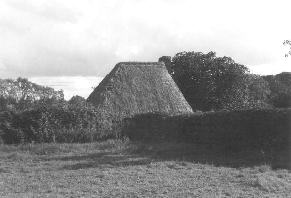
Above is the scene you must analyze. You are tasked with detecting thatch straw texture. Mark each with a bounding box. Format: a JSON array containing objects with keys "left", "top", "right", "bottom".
[{"left": 87, "top": 62, "right": 193, "bottom": 130}]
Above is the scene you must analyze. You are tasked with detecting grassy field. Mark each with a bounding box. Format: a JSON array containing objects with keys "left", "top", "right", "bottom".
[{"left": 0, "top": 140, "right": 290, "bottom": 197}]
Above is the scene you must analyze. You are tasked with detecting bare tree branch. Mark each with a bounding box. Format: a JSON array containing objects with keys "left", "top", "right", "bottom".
[{"left": 283, "top": 40, "right": 291, "bottom": 57}]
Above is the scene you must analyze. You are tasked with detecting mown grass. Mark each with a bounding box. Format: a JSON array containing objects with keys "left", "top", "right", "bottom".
[{"left": 0, "top": 140, "right": 290, "bottom": 197}]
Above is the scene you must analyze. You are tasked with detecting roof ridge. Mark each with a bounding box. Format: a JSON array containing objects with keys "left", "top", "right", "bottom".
[{"left": 117, "top": 62, "right": 165, "bottom": 66}]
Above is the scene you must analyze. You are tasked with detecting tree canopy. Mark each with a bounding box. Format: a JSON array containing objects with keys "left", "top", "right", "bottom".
[
  {"left": 160, "top": 51, "right": 272, "bottom": 111},
  {"left": 263, "top": 72, "right": 291, "bottom": 108}
]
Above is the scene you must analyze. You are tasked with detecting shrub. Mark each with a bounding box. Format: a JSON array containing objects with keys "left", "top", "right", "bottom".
[
  {"left": 123, "top": 109, "right": 291, "bottom": 152},
  {"left": 0, "top": 101, "right": 121, "bottom": 144}
]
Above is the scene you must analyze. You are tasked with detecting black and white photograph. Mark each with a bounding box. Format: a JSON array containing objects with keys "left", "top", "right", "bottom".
[{"left": 0, "top": 0, "right": 290, "bottom": 197}]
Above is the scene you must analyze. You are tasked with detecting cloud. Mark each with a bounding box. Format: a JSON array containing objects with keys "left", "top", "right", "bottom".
[
  {"left": 29, "top": 76, "right": 103, "bottom": 100},
  {"left": 3, "top": 0, "right": 78, "bottom": 23},
  {"left": 0, "top": 0, "right": 291, "bottom": 78}
]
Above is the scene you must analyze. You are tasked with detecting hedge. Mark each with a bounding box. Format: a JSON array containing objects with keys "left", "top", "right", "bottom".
[
  {"left": 0, "top": 104, "right": 121, "bottom": 144},
  {"left": 1, "top": 106, "right": 290, "bottom": 151},
  {"left": 123, "top": 109, "right": 291, "bottom": 151}
]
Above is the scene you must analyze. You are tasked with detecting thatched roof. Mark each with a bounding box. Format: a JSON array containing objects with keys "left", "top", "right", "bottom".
[{"left": 87, "top": 62, "right": 192, "bottom": 128}]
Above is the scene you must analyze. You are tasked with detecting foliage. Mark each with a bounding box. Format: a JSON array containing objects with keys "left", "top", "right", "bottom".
[
  {"left": 159, "top": 51, "right": 290, "bottom": 111},
  {"left": 0, "top": 100, "right": 120, "bottom": 144},
  {"left": 246, "top": 74, "right": 272, "bottom": 108},
  {"left": 0, "top": 78, "right": 127, "bottom": 144},
  {"left": 0, "top": 111, "right": 25, "bottom": 144},
  {"left": 158, "top": 56, "right": 173, "bottom": 74},
  {"left": 0, "top": 77, "right": 64, "bottom": 111},
  {"left": 123, "top": 109, "right": 291, "bottom": 153},
  {"left": 263, "top": 72, "right": 291, "bottom": 108},
  {"left": 0, "top": 96, "right": 17, "bottom": 112},
  {"left": 68, "top": 95, "right": 87, "bottom": 107},
  {"left": 161, "top": 51, "right": 252, "bottom": 111}
]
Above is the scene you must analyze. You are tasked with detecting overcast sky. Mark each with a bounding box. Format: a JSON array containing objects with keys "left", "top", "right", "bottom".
[{"left": 0, "top": 0, "right": 290, "bottom": 98}]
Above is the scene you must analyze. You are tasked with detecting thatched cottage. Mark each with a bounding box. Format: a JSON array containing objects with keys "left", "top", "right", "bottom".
[{"left": 87, "top": 62, "right": 192, "bottom": 130}]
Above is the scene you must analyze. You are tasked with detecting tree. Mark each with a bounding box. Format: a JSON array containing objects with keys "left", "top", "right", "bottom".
[
  {"left": 263, "top": 72, "right": 291, "bottom": 108},
  {"left": 68, "top": 95, "right": 87, "bottom": 107},
  {"left": 0, "top": 96, "right": 16, "bottom": 111},
  {"left": 160, "top": 51, "right": 253, "bottom": 111},
  {"left": 247, "top": 74, "right": 271, "bottom": 108},
  {"left": 0, "top": 77, "right": 65, "bottom": 111},
  {"left": 158, "top": 56, "right": 173, "bottom": 74}
]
